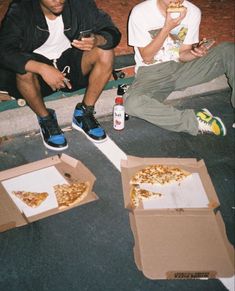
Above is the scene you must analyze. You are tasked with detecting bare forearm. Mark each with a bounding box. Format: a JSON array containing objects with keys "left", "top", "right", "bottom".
[
  {"left": 25, "top": 60, "right": 49, "bottom": 75},
  {"left": 24, "top": 60, "right": 71, "bottom": 91},
  {"left": 179, "top": 49, "right": 197, "bottom": 62},
  {"left": 140, "top": 8, "right": 188, "bottom": 64},
  {"left": 179, "top": 41, "right": 213, "bottom": 62},
  {"left": 140, "top": 27, "right": 169, "bottom": 64}
]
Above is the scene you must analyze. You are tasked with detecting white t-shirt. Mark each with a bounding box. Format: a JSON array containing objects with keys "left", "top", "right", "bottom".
[
  {"left": 128, "top": 0, "right": 201, "bottom": 71},
  {"left": 34, "top": 15, "right": 71, "bottom": 60}
]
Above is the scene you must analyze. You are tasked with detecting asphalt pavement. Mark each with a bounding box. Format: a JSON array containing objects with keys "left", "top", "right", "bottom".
[{"left": 0, "top": 89, "right": 234, "bottom": 291}]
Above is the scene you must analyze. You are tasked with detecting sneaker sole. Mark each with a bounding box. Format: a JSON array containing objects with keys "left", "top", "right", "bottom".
[
  {"left": 40, "top": 130, "right": 68, "bottom": 151},
  {"left": 72, "top": 122, "right": 108, "bottom": 143},
  {"left": 214, "top": 117, "right": 227, "bottom": 136}
]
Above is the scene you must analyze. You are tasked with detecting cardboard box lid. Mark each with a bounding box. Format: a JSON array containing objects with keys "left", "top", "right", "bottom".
[
  {"left": 121, "top": 156, "right": 234, "bottom": 279},
  {"left": 0, "top": 154, "right": 98, "bottom": 231},
  {"left": 121, "top": 156, "right": 220, "bottom": 210},
  {"left": 129, "top": 210, "right": 234, "bottom": 279}
]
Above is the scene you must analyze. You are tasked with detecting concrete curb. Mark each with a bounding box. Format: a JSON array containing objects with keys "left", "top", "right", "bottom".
[{"left": 0, "top": 75, "right": 228, "bottom": 137}]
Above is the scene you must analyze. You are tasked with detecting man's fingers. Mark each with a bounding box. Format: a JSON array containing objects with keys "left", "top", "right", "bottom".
[
  {"left": 191, "top": 49, "right": 204, "bottom": 58},
  {"left": 63, "top": 78, "right": 72, "bottom": 89},
  {"left": 72, "top": 38, "right": 94, "bottom": 51}
]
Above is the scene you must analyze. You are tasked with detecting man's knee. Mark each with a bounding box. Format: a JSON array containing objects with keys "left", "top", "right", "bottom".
[
  {"left": 16, "top": 72, "right": 34, "bottom": 82},
  {"left": 124, "top": 93, "right": 145, "bottom": 116},
  {"left": 216, "top": 42, "right": 234, "bottom": 56},
  {"left": 97, "top": 48, "right": 114, "bottom": 70},
  {"left": 83, "top": 48, "right": 114, "bottom": 75}
]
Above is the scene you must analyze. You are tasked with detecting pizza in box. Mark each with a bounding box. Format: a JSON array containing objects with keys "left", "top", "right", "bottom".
[{"left": 129, "top": 164, "right": 192, "bottom": 208}]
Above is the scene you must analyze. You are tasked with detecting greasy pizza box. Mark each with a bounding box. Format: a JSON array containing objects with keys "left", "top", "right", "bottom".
[
  {"left": 0, "top": 154, "right": 98, "bottom": 232},
  {"left": 121, "top": 156, "right": 234, "bottom": 279}
]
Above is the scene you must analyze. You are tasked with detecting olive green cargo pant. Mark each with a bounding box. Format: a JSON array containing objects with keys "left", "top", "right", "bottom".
[{"left": 124, "top": 42, "right": 234, "bottom": 135}]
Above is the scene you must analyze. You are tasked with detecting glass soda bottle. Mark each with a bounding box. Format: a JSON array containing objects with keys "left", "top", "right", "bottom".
[{"left": 113, "top": 97, "right": 125, "bottom": 130}]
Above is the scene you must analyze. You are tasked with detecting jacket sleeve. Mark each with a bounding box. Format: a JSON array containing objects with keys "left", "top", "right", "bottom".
[
  {"left": 0, "top": 3, "right": 34, "bottom": 74},
  {"left": 81, "top": 0, "right": 121, "bottom": 50}
]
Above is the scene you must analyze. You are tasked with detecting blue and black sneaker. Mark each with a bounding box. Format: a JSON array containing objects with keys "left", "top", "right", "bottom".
[
  {"left": 72, "top": 103, "right": 107, "bottom": 142},
  {"left": 37, "top": 109, "right": 68, "bottom": 151}
]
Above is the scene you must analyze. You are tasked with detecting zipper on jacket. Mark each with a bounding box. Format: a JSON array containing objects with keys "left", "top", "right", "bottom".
[
  {"left": 36, "top": 25, "right": 49, "bottom": 32},
  {"left": 37, "top": 25, "right": 71, "bottom": 33}
]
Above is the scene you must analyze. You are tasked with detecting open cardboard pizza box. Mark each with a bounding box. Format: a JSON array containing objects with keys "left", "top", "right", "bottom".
[
  {"left": 0, "top": 154, "right": 98, "bottom": 233},
  {"left": 121, "top": 156, "right": 234, "bottom": 279}
]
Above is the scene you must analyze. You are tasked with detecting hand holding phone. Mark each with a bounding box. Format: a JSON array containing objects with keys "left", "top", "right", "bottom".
[
  {"left": 78, "top": 29, "right": 93, "bottom": 40},
  {"left": 72, "top": 29, "right": 95, "bottom": 51},
  {"left": 198, "top": 38, "right": 215, "bottom": 50},
  {"left": 191, "top": 38, "right": 215, "bottom": 58}
]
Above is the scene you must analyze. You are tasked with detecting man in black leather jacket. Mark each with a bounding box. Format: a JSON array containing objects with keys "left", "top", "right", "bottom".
[{"left": 0, "top": 0, "right": 121, "bottom": 150}]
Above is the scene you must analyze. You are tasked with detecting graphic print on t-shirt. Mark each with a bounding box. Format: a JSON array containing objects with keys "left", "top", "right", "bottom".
[{"left": 148, "top": 25, "right": 188, "bottom": 63}]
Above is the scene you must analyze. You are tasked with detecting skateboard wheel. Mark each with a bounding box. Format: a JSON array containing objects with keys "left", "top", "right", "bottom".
[{"left": 17, "top": 99, "right": 26, "bottom": 107}]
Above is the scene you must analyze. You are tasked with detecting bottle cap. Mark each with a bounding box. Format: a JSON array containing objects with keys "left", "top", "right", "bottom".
[{"left": 115, "top": 97, "right": 123, "bottom": 104}]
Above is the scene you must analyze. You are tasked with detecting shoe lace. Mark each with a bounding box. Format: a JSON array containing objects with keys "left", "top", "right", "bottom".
[
  {"left": 84, "top": 111, "right": 100, "bottom": 129},
  {"left": 44, "top": 118, "right": 62, "bottom": 136},
  {"left": 197, "top": 118, "right": 212, "bottom": 134}
]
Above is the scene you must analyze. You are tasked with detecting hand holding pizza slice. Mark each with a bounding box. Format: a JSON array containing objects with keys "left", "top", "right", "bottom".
[{"left": 167, "top": 0, "right": 187, "bottom": 19}]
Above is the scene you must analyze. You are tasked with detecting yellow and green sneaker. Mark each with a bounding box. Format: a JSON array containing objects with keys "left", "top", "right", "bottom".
[{"left": 196, "top": 108, "right": 226, "bottom": 136}]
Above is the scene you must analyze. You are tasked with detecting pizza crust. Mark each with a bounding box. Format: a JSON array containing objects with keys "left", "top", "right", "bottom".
[{"left": 53, "top": 181, "right": 90, "bottom": 209}]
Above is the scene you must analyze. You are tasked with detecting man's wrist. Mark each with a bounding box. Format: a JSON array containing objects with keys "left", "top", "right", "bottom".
[
  {"left": 25, "top": 60, "right": 48, "bottom": 75},
  {"left": 161, "top": 26, "right": 170, "bottom": 35},
  {"left": 179, "top": 49, "right": 197, "bottom": 62}
]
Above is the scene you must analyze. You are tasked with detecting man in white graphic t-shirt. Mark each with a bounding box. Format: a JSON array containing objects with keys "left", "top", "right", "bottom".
[{"left": 124, "top": 0, "right": 234, "bottom": 136}]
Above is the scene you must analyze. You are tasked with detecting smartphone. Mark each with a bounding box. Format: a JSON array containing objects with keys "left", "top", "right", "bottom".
[
  {"left": 199, "top": 39, "right": 215, "bottom": 49},
  {"left": 78, "top": 29, "right": 93, "bottom": 40}
]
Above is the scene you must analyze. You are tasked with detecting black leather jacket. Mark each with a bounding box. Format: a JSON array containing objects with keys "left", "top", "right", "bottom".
[{"left": 0, "top": 0, "right": 121, "bottom": 74}]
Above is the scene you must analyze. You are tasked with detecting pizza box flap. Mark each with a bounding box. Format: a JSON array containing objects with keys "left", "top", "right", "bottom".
[
  {"left": 0, "top": 154, "right": 98, "bottom": 230},
  {"left": 129, "top": 209, "right": 234, "bottom": 279},
  {"left": 129, "top": 212, "right": 142, "bottom": 272},
  {"left": 0, "top": 154, "right": 96, "bottom": 185},
  {"left": 0, "top": 155, "right": 61, "bottom": 181},
  {"left": 121, "top": 156, "right": 220, "bottom": 210},
  {"left": 54, "top": 153, "right": 96, "bottom": 189},
  {"left": 121, "top": 155, "right": 198, "bottom": 168},
  {"left": 0, "top": 183, "right": 27, "bottom": 232}
]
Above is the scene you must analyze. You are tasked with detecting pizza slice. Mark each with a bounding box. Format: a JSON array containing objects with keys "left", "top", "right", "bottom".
[
  {"left": 12, "top": 191, "right": 49, "bottom": 208},
  {"left": 167, "top": 0, "right": 185, "bottom": 12},
  {"left": 53, "top": 181, "right": 90, "bottom": 209},
  {"left": 167, "top": 1, "right": 186, "bottom": 19},
  {"left": 130, "top": 164, "right": 191, "bottom": 186},
  {"left": 130, "top": 186, "right": 163, "bottom": 208}
]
